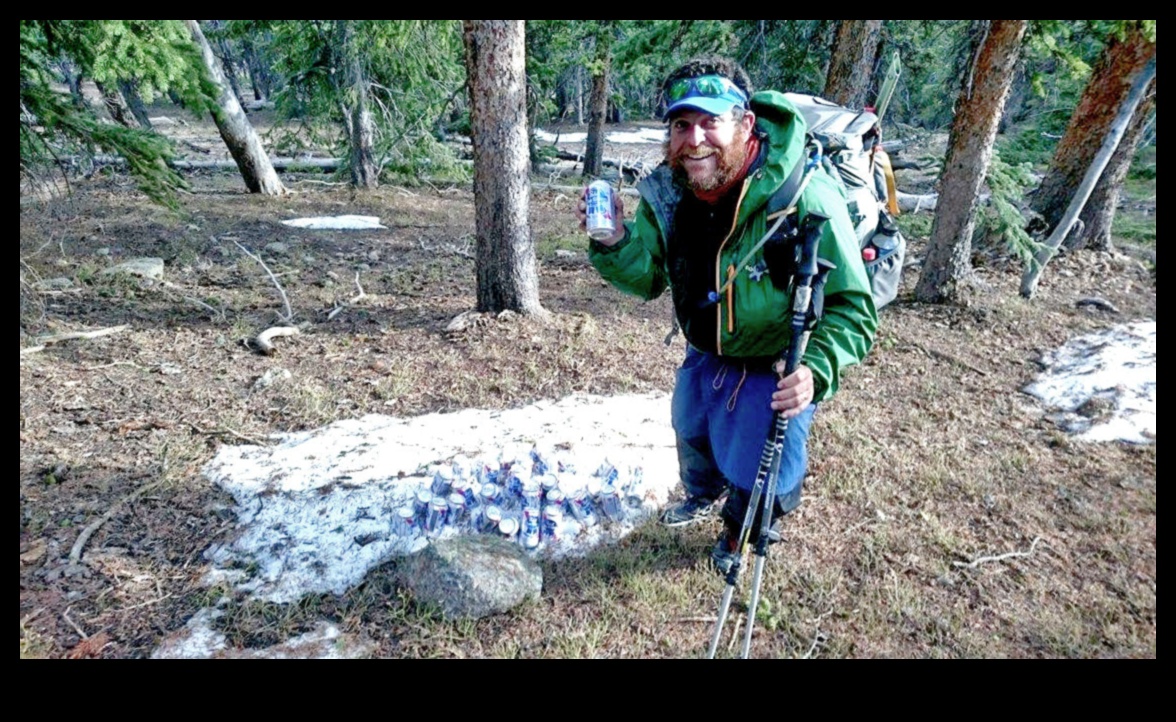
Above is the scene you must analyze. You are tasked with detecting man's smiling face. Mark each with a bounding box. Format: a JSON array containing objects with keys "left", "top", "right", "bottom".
[{"left": 666, "top": 108, "right": 755, "bottom": 194}]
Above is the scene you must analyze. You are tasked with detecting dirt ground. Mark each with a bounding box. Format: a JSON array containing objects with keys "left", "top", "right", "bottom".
[{"left": 19, "top": 112, "right": 1156, "bottom": 658}]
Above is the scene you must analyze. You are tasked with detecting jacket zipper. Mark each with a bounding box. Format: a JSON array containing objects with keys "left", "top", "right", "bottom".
[{"left": 714, "top": 179, "right": 751, "bottom": 355}]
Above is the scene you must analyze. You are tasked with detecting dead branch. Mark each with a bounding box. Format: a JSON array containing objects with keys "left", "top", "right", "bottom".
[
  {"left": 326, "top": 272, "right": 367, "bottom": 321},
  {"left": 69, "top": 479, "right": 166, "bottom": 565},
  {"left": 229, "top": 237, "right": 293, "bottom": 322},
  {"left": 1075, "top": 297, "right": 1120, "bottom": 314},
  {"left": 728, "top": 614, "right": 744, "bottom": 653},
  {"left": 953, "top": 536, "right": 1043, "bottom": 569},
  {"left": 801, "top": 630, "right": 829, "bottom": 660},
  {"left": 188, "top": 421, "right": 270, "bottom": 446},
  {"left": 251, "top": 325, "right": 300, "bottom": 355},
  {"left": 62, "top": 606, "right": 89, "bottom": 639},
  {"left": 26, "top": 324, "right": 129, "bottom": 353}
]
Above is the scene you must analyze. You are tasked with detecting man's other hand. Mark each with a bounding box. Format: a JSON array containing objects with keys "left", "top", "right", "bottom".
[{"left": 771, "top": 363, "right": 814, "bottom": 418}]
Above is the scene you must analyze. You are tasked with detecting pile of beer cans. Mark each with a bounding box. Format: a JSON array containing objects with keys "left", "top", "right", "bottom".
[{"left": 390, "top": 446, "right": 646, "bottom": 552}]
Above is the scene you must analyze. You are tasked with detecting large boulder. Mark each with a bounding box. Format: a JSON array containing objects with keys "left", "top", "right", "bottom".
[{"left": 397, "top": 535, "right": 542, "bottom": 620}]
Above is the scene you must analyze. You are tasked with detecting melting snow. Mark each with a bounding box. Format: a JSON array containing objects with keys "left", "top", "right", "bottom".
[
  {"left": 534, "top": 128, "right": 665, "bottom": 145},
  {"left": 202, "top": 392, "right": 679, "bottom": 604},
  {"left": 1023, "top": 320, "right": 1155, "bottom": 443},
  {"left": 280, "top": 215, "right": 387, "bottom": 230}
]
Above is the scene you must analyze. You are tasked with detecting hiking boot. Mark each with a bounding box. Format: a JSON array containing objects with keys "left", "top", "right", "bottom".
[
  {"left": 660, "top": 496, "right": 717, "bottom": 527},
  {"left": 710, "top": 531, "right": 741, "bottom": 576}
]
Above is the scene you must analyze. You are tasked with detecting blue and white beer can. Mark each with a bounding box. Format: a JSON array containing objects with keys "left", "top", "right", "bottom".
[{"left": 585, "top": 180, "right": 617, "bottom": 241}]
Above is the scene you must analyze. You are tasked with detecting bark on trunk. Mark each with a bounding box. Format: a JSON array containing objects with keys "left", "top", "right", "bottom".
[
  {"left": 96, "top": 81, "right": 139, "bottom": 128},
  {"left": 118, "top": 79, "right": 153, "bottom": 130},
  {"left": 1030, "top": 23, "right": 1155, "bottom": 242},
  {"left": 340, "top": 21, "right": 377, "bottom": 189},
  {"left": 1077, "top": 76, "right": 1156, "bottom": 252},
  {"left": 823, "top": 20, "right": 883, "bottom": 109},
  {"left": 914, "top": 20, "right": 1027, "bottom": 304},
  {"left": 462, "top": 20, "right": 544, "bottom": 315},
  {"left": 582, "top": 23, "right": 613, "bottom": 179},
  {"left": 186, "top": 20, "right": 285, "bottom": 195}
]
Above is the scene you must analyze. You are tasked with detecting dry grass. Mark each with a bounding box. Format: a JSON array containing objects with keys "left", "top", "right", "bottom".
[{"left": 18, "top": 118, "right": 1155, "bottom": 658}]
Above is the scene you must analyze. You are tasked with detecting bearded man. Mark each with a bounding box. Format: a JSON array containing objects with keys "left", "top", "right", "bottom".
[{"left": 578, "top": 56, "right": 877, "bottom": 573}]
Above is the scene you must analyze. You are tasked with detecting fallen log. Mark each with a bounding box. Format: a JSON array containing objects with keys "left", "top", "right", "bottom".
[
  {"left": 56, "top": 154, "right": 341, "bottom": 172},
  {"left": 896, "top": 190, "right": 938, "bottom": 213},
  {"left": 550, "top": 148, "right": 653, "bottom": 176}
]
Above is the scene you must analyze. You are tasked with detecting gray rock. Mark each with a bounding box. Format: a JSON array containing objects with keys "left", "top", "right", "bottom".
[
  {"left": 265, "top": 242, "right": 289, "bottom": 255},
  {"left": 36, "top": 277, "right": 74, "bottom": 290},
  {"left": 397, "top": 535, "right": 542, "bottom": 620},
  {"left": 102, "top": 257, "right": 164, "bottom": 280}
]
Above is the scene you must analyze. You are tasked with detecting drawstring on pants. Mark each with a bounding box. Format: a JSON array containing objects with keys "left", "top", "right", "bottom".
[{"left": 712, "top": 362, "right": 749, "bottom": 412}]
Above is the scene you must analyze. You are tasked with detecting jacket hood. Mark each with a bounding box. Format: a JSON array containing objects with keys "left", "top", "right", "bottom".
[{"left": 738, "top": 90, "right": 810, "bottom": 222}]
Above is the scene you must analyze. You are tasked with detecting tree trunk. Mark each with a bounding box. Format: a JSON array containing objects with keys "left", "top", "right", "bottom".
[
  {"left": 823, "top": 20, "right": 883, "bottom": 109},
  {"left": 95, "top": 81, "right": 139, "bottom": 128},
  {"left": 914, "top": 20, "right": 1027, "bottom": 304},
  {"left": 582, "top": 22, "right": 613, "bottom": 180},
  {"left": 1029, "top": 23, "right": 1156, "bottom": 249},
  {"left": 462, "top": 20, "right": 544, "bottom": 316},
  {"left": 118, "top": 79, "right": 153, "bottom": 130},
  {"left": 207, "top": 20, "right": 248, "bottom": 112},
  {"left": 1020, "top": 55, "right": 1156, "bottom": 299},
  {"left": 241, "top": 36, "right": 267, "bottom": 102},
  {"left": 575, "top": 65, "right": 584, "bottom": 125},
  {"left": 1078, "top": 76, "right": 1156, "bottom": 252},
  {"left": 340, "top": 21, "right": 377, "bottom": 189},
  {"left": 185, "top": 20, "right": 285, "bottom": 196}
]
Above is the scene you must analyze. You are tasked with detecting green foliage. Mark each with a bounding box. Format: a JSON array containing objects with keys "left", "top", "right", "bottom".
[
  {"left": 996, "top": 123, "right": 1064, "bottom": 168},
  {"left": 981, "top": 151, "right": 1043, "bottom": 265},
  {"left": 240, "top": 20, "right": 466, "bottom": 183},
  {"left": 20, "top": 20, "right": 211, "bottom": 208},
  {"left": 895, "top": 212, "right": 933, "bottom": 240},
  {"left": 879, "top": 21, "right": 973, "bottom": 129}
]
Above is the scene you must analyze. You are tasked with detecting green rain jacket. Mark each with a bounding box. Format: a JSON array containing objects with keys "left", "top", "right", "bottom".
[{"left": 589, "top": 90, "right": 877, "bottom": 402}]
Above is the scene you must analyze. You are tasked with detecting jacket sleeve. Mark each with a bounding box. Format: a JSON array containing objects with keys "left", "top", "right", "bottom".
[
  {"left": 587, "top": 197, "right": 669, "bottom": 302},
  {"left": 797, "top": 173, "right": 878, "bottom": 401}
]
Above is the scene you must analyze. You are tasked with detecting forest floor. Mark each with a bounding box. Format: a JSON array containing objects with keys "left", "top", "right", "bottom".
[{"left": 19, "top": 109, "right": 1156, "bottom": 658}]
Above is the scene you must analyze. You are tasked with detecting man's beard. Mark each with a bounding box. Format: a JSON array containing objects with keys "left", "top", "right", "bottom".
[{"left": 665, "top": 128, "right": 751, "bottom": 194}]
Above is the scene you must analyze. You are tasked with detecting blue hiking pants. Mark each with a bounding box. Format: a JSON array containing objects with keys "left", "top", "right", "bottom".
[{"left": 671, "top": 346, "right": 816, "bottom": 528}]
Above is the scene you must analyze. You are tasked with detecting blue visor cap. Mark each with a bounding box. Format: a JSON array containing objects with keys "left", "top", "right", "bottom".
[{"left": 664, "top": 75, "right": 749, "bottom": 119}]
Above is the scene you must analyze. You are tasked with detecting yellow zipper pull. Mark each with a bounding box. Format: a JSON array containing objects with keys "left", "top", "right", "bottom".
[{"left": 726, "top": 264, "right": 736, "bottom": 334}]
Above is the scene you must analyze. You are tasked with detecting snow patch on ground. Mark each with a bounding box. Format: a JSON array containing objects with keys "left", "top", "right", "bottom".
[
  {"left": 152, "top": 608, "right": 373, "bottom": 659},
  {"left": 280, "top": 215, "right": 387, "bottom": 230},
  {"left": 201, "top": 393, "right": 679, "bottom": 604},
  {"left": 1023, "top": 320, "right": 1155, "bottom": 443},
  {"left": 534, "top": 128, "right": 665, "bottom": 145}
]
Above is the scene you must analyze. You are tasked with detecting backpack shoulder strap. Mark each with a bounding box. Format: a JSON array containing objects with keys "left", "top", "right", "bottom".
[{"left": 767, "top": 135, "right": 822, "bottom": 221}]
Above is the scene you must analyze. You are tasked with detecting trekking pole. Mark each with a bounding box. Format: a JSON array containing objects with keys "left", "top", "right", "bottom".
[{"left": 706, "top": 214, "right": 833, "bottom": 659}]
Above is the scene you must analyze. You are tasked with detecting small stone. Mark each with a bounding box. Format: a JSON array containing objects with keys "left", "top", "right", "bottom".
[
  {"left": 264, "top": 242, "right": 289, "bottom": 255},
  {"left": 102, "top": 257, "right": 164, "bottom": 280},
  {"left": 35, "top": 277, "right": 74, "bottom": 290}
]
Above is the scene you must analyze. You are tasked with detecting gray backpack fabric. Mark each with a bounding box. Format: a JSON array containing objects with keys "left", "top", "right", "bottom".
[{"left": 784, "top": 93, "right": 906, "bottom": 309}]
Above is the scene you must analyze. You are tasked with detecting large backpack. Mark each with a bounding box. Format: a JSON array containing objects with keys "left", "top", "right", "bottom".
[{"left": 782, "top": 93, "right": 906, "bottom": 310}]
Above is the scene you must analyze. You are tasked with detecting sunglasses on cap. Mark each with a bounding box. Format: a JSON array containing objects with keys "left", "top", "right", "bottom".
[{"left": 666, "top": 75, "right": 748, "bottom": 106}]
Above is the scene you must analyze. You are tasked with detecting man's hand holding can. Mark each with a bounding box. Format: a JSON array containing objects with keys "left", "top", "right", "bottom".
[{"left": 577, "top": 180, "right": 626, "bottom": 246}]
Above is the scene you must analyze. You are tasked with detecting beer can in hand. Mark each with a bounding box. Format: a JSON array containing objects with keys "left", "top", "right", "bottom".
[{"left": 585, "top": 180, "right": 617, "bottom": 241}]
